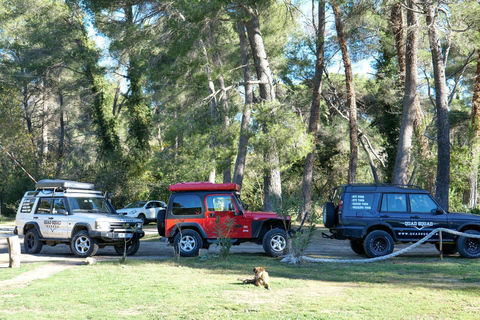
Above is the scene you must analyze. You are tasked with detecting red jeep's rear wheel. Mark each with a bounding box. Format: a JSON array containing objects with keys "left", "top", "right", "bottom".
[{"left": 174, "top": 229, "right": 203, "bottom": 257}]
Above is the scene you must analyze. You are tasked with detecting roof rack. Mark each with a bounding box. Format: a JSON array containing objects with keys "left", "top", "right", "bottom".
[
  {"left": 35, "top": 179, "right": 95, "bottom": 191},
  {"left": 342, "top": 183, "right": 423, "bottom": 189}
]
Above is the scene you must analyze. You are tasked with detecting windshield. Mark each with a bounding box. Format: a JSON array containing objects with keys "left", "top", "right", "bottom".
[
  {"left": 233, "top": 192, "right": 247, "bottom": 211},
  {"left": 69, "top": 197, "right": 115, "bottom": 214},
  {"left": 124, "top": 201, "right": 146, "bottom": 209}
]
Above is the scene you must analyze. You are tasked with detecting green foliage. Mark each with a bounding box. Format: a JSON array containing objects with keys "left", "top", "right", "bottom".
[{"left": 213, "top": 216, "right": 235, "bottom": 261}]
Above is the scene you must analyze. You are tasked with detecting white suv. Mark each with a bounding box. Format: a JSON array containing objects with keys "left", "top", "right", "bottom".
[
  {"left": 117, "top": 200, "right": 166, "bottom": 225},
  {"left": 14, "top": 179, "right": 144, "bottom": 258}
]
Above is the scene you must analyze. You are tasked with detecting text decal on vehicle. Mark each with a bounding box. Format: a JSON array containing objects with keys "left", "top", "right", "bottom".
[
  {"left": 404, "top": 221, "right": 434, "bottom": 230},
  {"left": 44, "top": 220, "right": 61, "bottom": 232},
  {"left": 350, "top": 194, "right": 373, "bottom": 210}
]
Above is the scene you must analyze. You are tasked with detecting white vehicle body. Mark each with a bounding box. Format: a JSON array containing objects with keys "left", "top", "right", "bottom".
[
  {"left": 117, "top": 200, "right": 166, "bottom": 224},
  {"left": 14, "top": 179, "right": 144, "bottom": 258}
]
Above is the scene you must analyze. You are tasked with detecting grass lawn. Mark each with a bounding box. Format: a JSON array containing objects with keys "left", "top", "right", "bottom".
[{"left": 1, "top": 253, "right": 479, "bottom": 319}]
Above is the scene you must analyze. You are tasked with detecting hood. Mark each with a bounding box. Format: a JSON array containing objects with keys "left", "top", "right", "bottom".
[
  {"left": 74, "top": 212, "right": 142, "bottom": 223},
  {"left": 117, "top": 208, "right": 136, "bottom": 214},
  {"left": 244, "top": 211, "right": 290, "bottom": 220},
  {"left": 448, "top": 211, "right": 480, "bottom": 221}
]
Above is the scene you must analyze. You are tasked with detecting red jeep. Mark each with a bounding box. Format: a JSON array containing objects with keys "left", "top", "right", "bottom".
[{"left": 157, "top": 182, "right": 291, "bottom": 257}]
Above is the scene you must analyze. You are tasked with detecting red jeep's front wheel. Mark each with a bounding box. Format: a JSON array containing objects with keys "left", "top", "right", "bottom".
[
  {"left": 174, "top": 229, "right": 203, "bottom": 257},
  {"left": 263, "top": 228, "right": 288, "bottom": 257}
]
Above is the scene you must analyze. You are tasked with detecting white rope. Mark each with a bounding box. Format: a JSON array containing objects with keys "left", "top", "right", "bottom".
[{"left": 281, "top": 228, "right": 480, "bottom": 264}]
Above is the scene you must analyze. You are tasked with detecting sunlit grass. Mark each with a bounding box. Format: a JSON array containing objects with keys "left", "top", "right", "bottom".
[{"left": 0, "top": 255, "right": 479, "bottom": 319}]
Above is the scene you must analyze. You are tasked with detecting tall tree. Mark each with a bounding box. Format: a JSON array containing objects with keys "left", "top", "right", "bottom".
[
  {"left": 242, "top": 4, "right": 282, "bottom": 211},
  {"left": 392, "top": 0, "right": 419, "bottom": 185},
  {"left": 331, "top": 0, "right": 358, "bottom": 184},
  {"left": 423, "top": 0, "right": 450, "bottom": 210},
  {"left": 301, "top": 0, "right": 325, "bottom": 219},
  {"left": 233, "top": 21, "right": 254, "bottom": 188}
]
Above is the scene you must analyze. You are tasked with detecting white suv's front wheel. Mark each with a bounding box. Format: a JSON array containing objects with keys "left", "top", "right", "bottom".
[{"left": 70, "top": 230, "right": 99, "bottom": 258}]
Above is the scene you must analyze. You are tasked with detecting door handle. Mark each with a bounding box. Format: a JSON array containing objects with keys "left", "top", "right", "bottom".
[
  {"left": 48, "top": 217, "right": 54, "bottom": 219},
  {"left": 380, "top": 215, "right": 389, "bottom": 218},
  {"left": 411, "top": 215, "right": 420, "bottom": 219}
]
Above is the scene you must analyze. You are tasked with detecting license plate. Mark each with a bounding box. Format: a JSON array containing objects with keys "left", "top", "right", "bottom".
[{"left": 118, "top": 233, "right": 133, "bottom": 239}]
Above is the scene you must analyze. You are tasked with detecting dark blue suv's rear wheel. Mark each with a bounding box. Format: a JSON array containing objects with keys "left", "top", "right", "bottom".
[{"left": 363, "top": 230, "right": 394, "bottom": 258}]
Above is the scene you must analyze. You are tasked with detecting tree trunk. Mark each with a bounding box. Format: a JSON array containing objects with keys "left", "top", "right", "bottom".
[
  {"left": 201, "top": 38, "right": 218, "bottom": 183},
  {"left": 391, "top": 3, "right": 405, "bottom": 86},
  {"left": 301, "top": 0, "right": 325, "bottom": 219},
  {"left": 392, "top": 0, "right": 418, "bottom": 185},
  {"left": 469, "top": 38, "right": 480, "bottom": 208},
  {"left": 245, "top": 11, "right": 281, "bottom": 212},
  {"left": 207, "top": 23, "right": 232, "bottom": 183},
  {"left": 332, "top": 1, "right": 358, "bottom": 184},
  {"left": 56, "top": 91, "right": 65, "bottom": 177},
  {"left": 233, "top": 21, "right": 253, "bottom": 188},
  {"left": 424, "top": 1, "right": 450, "bottom": 210}
]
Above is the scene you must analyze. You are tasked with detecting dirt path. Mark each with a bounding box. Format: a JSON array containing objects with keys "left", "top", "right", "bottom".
[{"left": 0, "top": 262, "right": 80, "bottom": 288}]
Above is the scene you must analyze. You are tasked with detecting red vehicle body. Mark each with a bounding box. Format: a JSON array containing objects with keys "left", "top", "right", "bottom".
[{"left": 157, "top": 182, "right": 291, "bottom": 257}]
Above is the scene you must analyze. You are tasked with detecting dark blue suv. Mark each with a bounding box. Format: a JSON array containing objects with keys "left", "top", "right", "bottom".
[{"left": 323, "top": 184, "right": 480, "bottom": 258}]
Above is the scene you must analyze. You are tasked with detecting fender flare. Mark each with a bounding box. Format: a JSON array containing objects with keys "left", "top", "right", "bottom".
[
  {"left": 167, "top": 222, "right": 208, "bottom": 239},
  {"left": 23, "top": 222, "right": 42, "bottom": 237},
  {"left": 71, "top": 223, "right": 92, "bottom": 237},
  {"left": 362, "top": 222, "right": 395, "bottom": 240},
  {"left": 251, "top": 219, "right": 288, "bottom": 239}
]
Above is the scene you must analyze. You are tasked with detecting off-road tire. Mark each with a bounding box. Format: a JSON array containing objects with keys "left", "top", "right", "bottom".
[
  {"left": 24, "top": 228, "right": 43, "bottom": 254},
  {"left": 174, "top": 229, "right": 203, "bottom": 257},
  {"left": 263, "top": 228, "right": 288, "bottom": 257},
  {"left": 363, "top": 230, "right": 394, "bottom": 258},
  {"left": 457, "top": 230, "right": 480, "bottom": 259},
  {"left": 350, "top": 239, "right": 366, "bottom": 255},
  {"left": 114, "top": 237, "right": 140, "bottom": 256},
  {"left": 70, "top": 230, "right": 99, "bottom": 258},
  {"left": 435, "top": 243, "right": 458, "bottom": 255},
  {"left": 323, "top": 202, "right": 336, "bottom": 228}
]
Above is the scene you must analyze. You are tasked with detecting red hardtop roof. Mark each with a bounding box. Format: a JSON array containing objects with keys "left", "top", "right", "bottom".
[{"left": 169, "top": 182, "right": 241, "bottom": 192}]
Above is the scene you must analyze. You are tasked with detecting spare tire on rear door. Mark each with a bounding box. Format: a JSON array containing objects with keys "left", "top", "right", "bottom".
[{"left": 323, "top": 202, "right": 336, "bottom": 228}]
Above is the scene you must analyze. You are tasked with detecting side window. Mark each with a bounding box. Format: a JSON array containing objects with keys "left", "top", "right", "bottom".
[
  {"left": 171, "top": 195, "right": 203, "bottom": 215},
  {"left": 52, "top": 198, "right": 66, "bottom": 214},
  {"left": 381, "top": 194, "right": 407, "bottom": 212},
  {"left": 35, "top": 198, "right": 53, "bottom": 214},
  {"left": 206, "top": 195, "right": 233, "bottom": 212},
  {"left": 349, "top": 194, "right": 374, "bottom": 210},
  {"left": 410, "top": 194, "right": 437, "bottom": 213},
  {"left": 20, "top": 198, "right": 35, "bottom": 213}
]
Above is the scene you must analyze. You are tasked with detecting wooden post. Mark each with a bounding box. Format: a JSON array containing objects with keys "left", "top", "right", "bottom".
[
  {"left": 7, "top": 236, "right": 21, "bottom": 268},
  {"left": 439, "top": 231, "right": 443, "bottom": 261}
]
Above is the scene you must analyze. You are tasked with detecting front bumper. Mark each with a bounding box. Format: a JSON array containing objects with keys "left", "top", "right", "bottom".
[{"left": 90, "top": 230, "right": 145, "bottom": 241}]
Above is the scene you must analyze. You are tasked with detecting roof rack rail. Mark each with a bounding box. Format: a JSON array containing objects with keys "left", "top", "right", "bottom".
[{"left": 344, "top": 183, "right": 424, "bottom": 189}]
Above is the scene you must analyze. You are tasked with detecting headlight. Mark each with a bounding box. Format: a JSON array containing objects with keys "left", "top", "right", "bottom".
[{"left": 95, "top": 221, "right": 110, "bottom": 231}]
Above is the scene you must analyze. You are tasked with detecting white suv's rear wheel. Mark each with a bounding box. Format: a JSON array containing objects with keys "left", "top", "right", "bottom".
[
  {"left": 24, "top": 229, "right": 43, "bottom": 254},
  {"left": 70, "top": 230, "right": 99, "bottom": 258}
]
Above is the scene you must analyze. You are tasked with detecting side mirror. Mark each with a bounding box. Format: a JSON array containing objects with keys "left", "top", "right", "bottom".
[
  {"left": 228, "top": 203, "right": 235, "bottom": 211},
  {"left": 58, "top": 209, "right": 67, "bottom": 215},
  {"left": 433, "top": 208, "right": 443, "bottom": 214}
]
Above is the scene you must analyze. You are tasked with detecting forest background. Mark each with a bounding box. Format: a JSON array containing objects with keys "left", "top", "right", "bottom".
[{"left": 1, "top": 0, "right": 480, "bottom": 220}]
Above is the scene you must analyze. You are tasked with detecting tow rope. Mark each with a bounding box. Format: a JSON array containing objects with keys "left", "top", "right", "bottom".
[
  {"left": 0, "top": 143, "right": 37, "bottom": 183},
  {"left": 281, "top": 228, "right": 480, "bottom": 264}
]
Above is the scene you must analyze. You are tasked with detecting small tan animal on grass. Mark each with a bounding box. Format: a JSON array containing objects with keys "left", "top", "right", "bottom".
[{"left": 240, "top": 267, "right": 271, "bottom": 290}]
